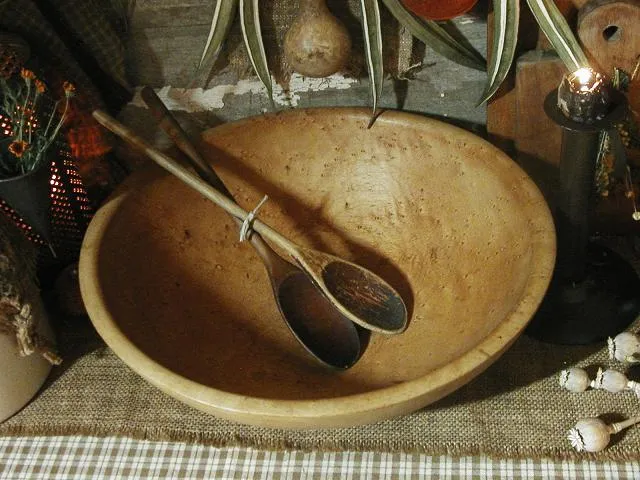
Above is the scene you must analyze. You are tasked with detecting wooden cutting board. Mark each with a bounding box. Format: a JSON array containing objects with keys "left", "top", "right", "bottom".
[
  {"left": 488, "top": 0, "right": 640, "bottom": 233},
  {"left": 577, "top": 0, "right": 640, "bottom": 75},
  {"left": 513, "top": 51, "right": 566, "bottom": 206},
  {"left": 486, "top": 0, "right": 580, "bottom": 150}
]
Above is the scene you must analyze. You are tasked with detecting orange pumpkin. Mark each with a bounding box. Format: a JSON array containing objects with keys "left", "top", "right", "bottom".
[{"left": 401, "top": 0, "right": 479, "bottom": 20}]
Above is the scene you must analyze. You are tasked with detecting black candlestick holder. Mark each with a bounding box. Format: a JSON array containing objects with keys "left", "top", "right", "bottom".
[{"left": 526, "top": 74, "right": 640, "bottom": 345}]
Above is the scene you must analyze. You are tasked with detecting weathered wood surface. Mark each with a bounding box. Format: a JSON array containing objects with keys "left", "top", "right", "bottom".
[
  {"left": 486, "top": 0, "right": 587, "bottom": 147},
  {"left": 485, "top": 0, "right": 640, "bottom": 233},
  {"left": 577, "top": 0, "right": 640, "bottom": 76},
  {"left": 122, "top": 1, "right": 488, "bottom": 127},
  {"left": 514, "top": 51, "right": 565, "bottom": 205}
]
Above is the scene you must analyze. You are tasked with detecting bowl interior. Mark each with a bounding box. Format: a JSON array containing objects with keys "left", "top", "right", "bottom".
[{"left": 82, "top": 108, "right": 554, "bottom": 422}]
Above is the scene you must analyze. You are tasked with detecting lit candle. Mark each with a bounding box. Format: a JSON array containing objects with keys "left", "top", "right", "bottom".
[{"left": 557, "top": 67, "right": 609, "bottom": 124}]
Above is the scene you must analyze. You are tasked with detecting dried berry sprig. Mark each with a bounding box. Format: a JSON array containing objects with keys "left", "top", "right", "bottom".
[
  {"left": 559, "top": 367, "right": 640, "bottom": 397},
  {"left": 568, "top": 417, "right": 640, "bottom": 452},
  {"left": 559, "top": 367, "right": 591, "bottom": 392},
  {"left": 608, "top": 332, "right": 640, "bottom": 364}
]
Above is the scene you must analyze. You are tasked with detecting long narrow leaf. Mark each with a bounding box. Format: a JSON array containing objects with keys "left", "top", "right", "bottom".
[
  {"left": 197, "top": 0, "right": 239, "bottom": 72},
  {"left": 381, "top": 0, "right": 486, "bottom": 72},
  {"left": 478, "top": 0, "right": 519, "bottom": 104},
  {"left": 526, "top": 0, "right": 589, "bottom": 72},
  {"left": 240, "top": 0, "right": 272, "bottom": 100},
  {"left": 360, "top": 0, "right": 384, "bottom": 115}
]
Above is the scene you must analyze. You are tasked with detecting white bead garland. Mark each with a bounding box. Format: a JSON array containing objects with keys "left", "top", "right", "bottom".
[{"left": 561, "top": 330, "right": 640, "bottom": 452}]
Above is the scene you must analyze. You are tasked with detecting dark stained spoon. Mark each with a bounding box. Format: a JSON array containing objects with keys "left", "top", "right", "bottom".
[
  {"left": 93, "top": 107, "right": 408, "bottom": 366},
  {"left": 133, "top": 89, "right": 363, "bottom": 369}
]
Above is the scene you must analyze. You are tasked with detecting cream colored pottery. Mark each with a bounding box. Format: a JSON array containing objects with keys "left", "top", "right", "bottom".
[
  {"left": 79, "top": 108, "right": 556, "bottom": 428},
  {"left": 0, "top": 296, "right": 53, "bottom": 422}
]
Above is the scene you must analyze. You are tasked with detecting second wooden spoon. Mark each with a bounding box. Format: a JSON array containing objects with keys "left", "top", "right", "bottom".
[
  {"left": 93, "top": 108, "right": 408, "bottom": 344},
  {"left": 131, "top": 90, "right": 362, "bottom": 370}
]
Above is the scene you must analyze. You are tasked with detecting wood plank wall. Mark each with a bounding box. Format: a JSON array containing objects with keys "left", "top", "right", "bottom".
[{"left": 122, "top": 1, "right": 489, "bottom": 126}]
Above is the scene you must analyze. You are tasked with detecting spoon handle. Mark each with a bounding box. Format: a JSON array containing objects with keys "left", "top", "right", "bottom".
[
  {"left": 92, "top": 110, "right": 297, "bottom": 255},
  {"left": 139, "top": 87, "right": 233, "bottom": 198},
  {"left": 93, "top": 110, "right": 408, "bottom": 336},
  {"left": 138, "top": 87, "right": 284, "bottom": 267}
]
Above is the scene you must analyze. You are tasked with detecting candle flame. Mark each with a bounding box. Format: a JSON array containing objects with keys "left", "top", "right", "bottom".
[
  {"left": 568, "top": 67, "right": 604, "bottom": 94},
  {"left": 574, "top": 67, "right": 593, "bottom": 85}
]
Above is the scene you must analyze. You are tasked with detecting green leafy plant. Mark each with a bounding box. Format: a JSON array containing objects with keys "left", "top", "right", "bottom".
[
  {"left": 381, "top": 0, "right": 486, "bottom": 71},
  {"left": 482, "top": 0, "right": 590, "bottom": 104},
  {"left": 361, "top": 0, "right": 384, "bottom": 114},
  {"left": 196, "top": 0, "right": 485, "bottom": 109},
  {"left": 196, "top": 1, "right": 588, "bottom": 114},
  {"left": 240, "top": 0, "right": 273, "bottom": 100},
  {"left": 0, "top": 68, "right": 74, "bottom": 179},
  {"left": 479, "top": 0, "right": 519, "bottom": 104},
  {"left": 198, "top": 0, "right": 239, "bottom": 74}
]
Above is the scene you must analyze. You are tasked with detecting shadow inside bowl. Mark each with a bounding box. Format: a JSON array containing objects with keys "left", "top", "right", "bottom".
[
  {"left": 199, "top": 141, "right": 417, "bottom": 324},
  {"left": 83, "top": 108, "right": 556, "bottom": 422},
  {"left": 97, "top": 200, "right": 387, "bottom": 399}
]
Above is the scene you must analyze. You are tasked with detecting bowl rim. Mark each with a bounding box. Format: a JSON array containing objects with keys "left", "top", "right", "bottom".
[{"left": 79, "top": 107, "right": 556, "bottom": 428}]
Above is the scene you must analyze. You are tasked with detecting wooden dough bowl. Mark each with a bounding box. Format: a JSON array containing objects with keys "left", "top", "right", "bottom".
[{"left": 79, "top": 108, "right": 556, "bottom": 428}]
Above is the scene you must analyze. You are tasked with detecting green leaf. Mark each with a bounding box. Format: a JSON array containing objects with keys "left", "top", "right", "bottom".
[
  {"left": 478, "top": 0, "right": 519, "bottom": 105},
  {"left": 381, "top": 0, "right": 486, "bottom": 72},
  {"left": 526, "top": 0, "right": 589, "bottom": 72},
  {"left": 360, "top": 0, "right": 384, "bottom": 115},
  {"left": 197, "top": 0, "right": 239, "bottom": 73},
  {"left": 240, "top": 0, "right": 272, "bottom": 100}
]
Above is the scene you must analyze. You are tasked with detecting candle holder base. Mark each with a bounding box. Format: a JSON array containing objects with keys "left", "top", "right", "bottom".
[{"left": 526, "top": 243, "right": 640, "bottom": 345}]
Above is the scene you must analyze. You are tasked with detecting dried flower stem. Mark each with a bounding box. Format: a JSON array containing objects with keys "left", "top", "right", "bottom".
[
  {"left": 569, "top": 416, "right": 640, "bottom": 452},
  {"left": 42, "top": 99, "right": 60, "bottom": 140},
  {"left": 46, "top": 96, "right": 70, "bottom": 151},
  {"left": 631, "top": 55, "right": 640, "bottom": 82},
  {"left": 0, "top": 70, "right": 73, "bottom": 178},
  {"left": 605, "top": 416, "right": 640, "bottom": 437},
  {"left": 17, "top": 82, "right": 30, "bottom": 145}
]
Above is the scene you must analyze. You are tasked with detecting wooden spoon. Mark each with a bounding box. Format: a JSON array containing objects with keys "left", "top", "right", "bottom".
[
  {"left": 92, "top": 111, "right": 409, "bottom": 353},
  {"left": 137, "top": 88, "right": 362, "bottom": 370},
  {"left": 92, "top": 109, "right": 408, "bottom": 334}
]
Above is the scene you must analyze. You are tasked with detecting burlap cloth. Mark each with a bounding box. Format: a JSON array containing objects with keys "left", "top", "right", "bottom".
[{"left": 2, "top": 237, "right": 640, "bottom": 461}]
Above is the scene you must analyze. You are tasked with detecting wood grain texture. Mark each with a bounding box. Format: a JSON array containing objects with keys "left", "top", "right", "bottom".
[
  {"left": 486, "top": 0, "right": 583, "bottom": 147},
  {"left": 485, "top": 0, "right": 640, "bottom": 233},
  {"left": 514, "top": 51, "right": 565, "bottom": 204},
  {"left": 80, "top": 108, "right": 555, "bottom": 428},
  {"left": 123, "top": 2, "right": 488, "bottom": 124},
  {"left": 577, "top": 0, "right": 640, "bottom": 75}
]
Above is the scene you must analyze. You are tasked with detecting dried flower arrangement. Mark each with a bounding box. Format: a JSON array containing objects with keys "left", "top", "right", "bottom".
[
  {"left": 559, "top": 331, "right": 640, "bottom": 453},
  {"left": 0, "top": 68, "right": 75, "bottom": 179}
]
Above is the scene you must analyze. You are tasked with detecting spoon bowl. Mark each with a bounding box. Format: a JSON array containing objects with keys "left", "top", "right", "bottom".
[
  {"left": 295, "top": 248, "right": 408, "bottom": 334},
  {"left": 92, "top": 110, "right": 408, "bottom": 348},
  {"left": 276, "top": 270, "right": 363, "bottom": 368},
  {"left": 138, "top": 87, "right": 363, "bottom": 369}
]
